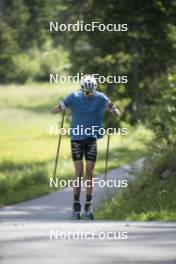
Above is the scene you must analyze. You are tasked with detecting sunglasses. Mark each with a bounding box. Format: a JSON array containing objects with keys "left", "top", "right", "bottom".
[{"left": 83, "top": 91, "right": 93, "bottom": 96}]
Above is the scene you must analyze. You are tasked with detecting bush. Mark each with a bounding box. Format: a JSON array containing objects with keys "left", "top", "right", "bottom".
[
  {"left": 31, "top": 168, "right": 48, "bottom": 184},
  {"left": 13, "top": 48, "right": 41, "bottom": 83},
  {"left": 38, "top": 41, "right": 71, "bottom": 80},
  {"left": 12, "top": 41, "right": 71, "bottom": 83},
  {"left": 96, "top": 148, "right": 176, "bottom": 221},
  {"left": 0, "top": 176, "right": 9, "bottom": 195},
  {"left": 146, "top": 74, "right": 176, "bottom": 152}
]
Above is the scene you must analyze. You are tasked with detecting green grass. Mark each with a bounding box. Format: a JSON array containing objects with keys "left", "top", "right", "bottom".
[
  {"left": 96, "top": 149, "right": 176, "bottom": 221},
  {"left": 0, "top": 83, "right": 151, "bottom": 206}
]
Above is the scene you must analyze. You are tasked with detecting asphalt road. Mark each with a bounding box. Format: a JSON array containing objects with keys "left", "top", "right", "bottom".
[
  {"left": 0, "top": 159, "right": 144, "bottom": 221},
  {"left": 0, "top": 221, "right": 176, "bottom": 264},
  {"left": 0, "top": 159, "right": 175, "bottom": 264}
]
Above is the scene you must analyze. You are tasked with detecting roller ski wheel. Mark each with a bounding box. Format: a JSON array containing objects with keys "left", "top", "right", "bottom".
[
  {"left": 85, "top": 202, "right": 94, "bottom": 220},
  {"left": 73, "top": 201, "right": 81, "bottom": 220}
]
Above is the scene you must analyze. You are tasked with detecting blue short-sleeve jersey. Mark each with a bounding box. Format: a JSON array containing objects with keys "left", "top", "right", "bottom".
[{"left": 63, "top": 91, "right": 109, "bottom": 140}]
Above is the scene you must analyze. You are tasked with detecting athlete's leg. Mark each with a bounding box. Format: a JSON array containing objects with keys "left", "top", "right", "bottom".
[
  {"left": 71, "top": 141, "right": 84, "bottom": 219},
  {"left": 85, "top": 139, "right": 97, "bottom": 213},
  {"left": 73, "top": 160, "right": 84, "bottom": 200},
  {"left": 84, "top": 160, "right": 95, "bottom": 220},
  {"left": 71, "top": 141, "right": 84, "bottom": 201},
  {"left": 86, "top": 160, "right": 95, "bottom": 196}
]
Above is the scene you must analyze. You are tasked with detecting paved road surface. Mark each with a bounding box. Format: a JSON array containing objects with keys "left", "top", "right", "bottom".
[
  {"left": 0, "top": 159, "right": 144, "bottom": 221},
  {"left": 0, "top": 159, "right": 176, "bottom": 264},
  {"left": 0, "top": 222, "right": 176, "bottom": 264}
]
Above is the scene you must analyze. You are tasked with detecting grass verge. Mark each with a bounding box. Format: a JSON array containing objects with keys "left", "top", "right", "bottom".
[{"left": 96, "top": 148, "right": 176, "bottom": 221}]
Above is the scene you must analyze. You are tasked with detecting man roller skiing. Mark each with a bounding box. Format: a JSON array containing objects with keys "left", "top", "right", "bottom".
[{"left": 52, "top": 74, "right": 120, "bottom": 220}]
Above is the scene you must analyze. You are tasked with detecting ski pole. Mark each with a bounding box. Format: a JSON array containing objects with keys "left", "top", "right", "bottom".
[
  {"left": 104, "top": 114, "right": 111, "bottom": 181},
  {"left": 53, "top": 110, "right": 65, "bottom": 180}
]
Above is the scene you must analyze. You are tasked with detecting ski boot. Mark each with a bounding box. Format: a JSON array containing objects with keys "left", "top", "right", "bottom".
[
  {"left": 73, "top": 201, "right": 81, "bottom": 220},
  {"left": 85, "top": 202, "right": 94, "bottom": 220}
]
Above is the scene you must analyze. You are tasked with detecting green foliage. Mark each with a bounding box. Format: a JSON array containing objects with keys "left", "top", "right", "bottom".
[
  {"left": 58, "top": 0, "right": 176, "bottom": 123},
  {"left": 38, "top": 41, "right": 71, "bottom": 81},
  {"left": 145, "top": 74, "right": 176, "bottom": 151},
  {"left": 0, "top": 0, "right": 70, "bottom": 83},
  {"left": 6, "top": 0, "right": 30, "bottom": 47},
  {"left": 96, "top": 148, "right": 176, "bottom": 221},
  {"left": 24, "top": 0, "right": 55, "bottom": 46},
  {"left": 96, "top": 74, "right": 176, "bottom": 221},
  {"left": 0, "top": 19, "right": 18, "bottom": 82},
  {"left": 12, "top": 42, "right": 71, "bottom": 83},
  {"left": 0, "top": 0, "right": 176, "bottom": 126},
  {"left": 0, "top": 176, "right": 9, "bottom": 195},
  {"left": 0, "top": 0, "right": 30, "bottom": 82},
  {"left": 13, "top": 49, "right": 41, "bottom": 83}
]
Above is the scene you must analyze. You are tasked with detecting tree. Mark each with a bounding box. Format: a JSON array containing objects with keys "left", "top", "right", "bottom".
[
  {"left": 57, "top": 0, "right": 176, "bottom": 123},
  {"left": 0, "top": 0, "right": 29, "bottom": 82}
]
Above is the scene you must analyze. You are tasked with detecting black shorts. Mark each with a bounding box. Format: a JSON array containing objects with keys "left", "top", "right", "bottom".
[{"left": 71, "top": 138, "right": 97, "bottom": 162}]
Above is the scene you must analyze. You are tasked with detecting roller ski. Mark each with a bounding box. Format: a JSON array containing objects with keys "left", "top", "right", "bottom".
[
  {"left": 85, "top": 202, "right": 94, "bottom": 220},
  {"left": 72, "top": 201, "right": 81, "bottom": 220}
]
